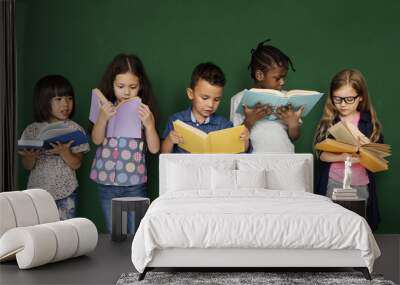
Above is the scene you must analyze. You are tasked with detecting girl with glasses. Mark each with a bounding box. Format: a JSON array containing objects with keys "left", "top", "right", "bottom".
[{"left": 313, "top": 69, "right": 384, "bottom": 230}]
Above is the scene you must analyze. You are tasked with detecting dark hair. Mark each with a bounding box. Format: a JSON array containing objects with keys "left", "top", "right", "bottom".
[
  {"left": 33, "top": 75, "right": 75, "bottom": 122},
  {"left": 190, "top": 62, "right": 226, "bottom": 88},
  {"left": 248, "top": 39, "right": 295, "bottom": 80},
  {"left": 98, "top": 54, "right": 158, "bottom": 116}
]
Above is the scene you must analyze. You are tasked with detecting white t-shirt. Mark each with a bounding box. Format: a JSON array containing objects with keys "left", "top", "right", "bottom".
[{"left": 230, "top": 90, "right": 295, "bottom": 153}]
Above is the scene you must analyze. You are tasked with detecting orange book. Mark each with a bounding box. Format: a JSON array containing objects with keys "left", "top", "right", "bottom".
[{"left": 315, "top": 121, "right": 391, "bottom": 173}]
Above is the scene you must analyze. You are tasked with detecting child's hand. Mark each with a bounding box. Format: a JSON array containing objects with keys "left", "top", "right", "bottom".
[
  {"left": 243, "top": 103, "right": 273, "bottom": 126},
  {"left": 93, "top": 88, "right": 108, "bottom": 105},
  {"left": 167, "top": 130, "right": 183, "bottom": 145},
  {"left": 46, "top": 141, "right": 74, "bottom": 156},
  {"left": 17, "top": 149, "right": 40, "bottom": 158},
  {"left": 18, "top": 149, "right": 40, "bottom": 170},
  {"left": 341, "top": 153, "right": 360, "bottom": 164},
  {"left": 239, "top": 127, "right": 250, "bottom": 142},
  {"left": 357, "top": 134, "right": 371, "bottom": 145},
  {"left": 138, "top": 103, "right": 155, "bottom": 129},
  {"left": 276, "top": 104, "right": 304, "bottom": 126},
  {"left": 239, "top": 127, "right": 250, "bottom": 151},
  {"left": 99, "top": 100, "right": 116, "bottom": 121}
]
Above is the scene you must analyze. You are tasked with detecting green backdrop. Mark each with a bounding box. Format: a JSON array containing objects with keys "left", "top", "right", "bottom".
[{"left": 16, "top": 0, "right": 399, "bottom": 233}]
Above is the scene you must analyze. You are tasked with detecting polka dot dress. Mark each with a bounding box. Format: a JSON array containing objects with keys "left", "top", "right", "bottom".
[{"left": 90, "top": 137, "right": 147, "bottom": 186}]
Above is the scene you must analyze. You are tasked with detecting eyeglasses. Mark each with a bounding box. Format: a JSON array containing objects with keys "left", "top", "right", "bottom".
[{"left": 332, "top": 95, "right": 360, "bottom": 104}]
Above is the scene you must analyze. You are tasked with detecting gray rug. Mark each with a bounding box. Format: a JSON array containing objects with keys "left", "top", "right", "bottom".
[{"left": 116, "top": 271, "right": 396, "bottom": 285}]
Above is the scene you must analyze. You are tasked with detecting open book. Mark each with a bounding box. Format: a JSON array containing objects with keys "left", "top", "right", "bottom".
[
  {"left": 236, "top": 88, "right": 324, "bottom": 120},
  {"left": 314, "top": 121, "right": 391, "bottom": 172},
  {"left": 18, "top": 122, "right": 88, "bottom": 150},
  {"left": 89, "top": 90, "right": 142, "bottom": 138},
  {"left": 172, "top": 120, "right": 246, "bottom": 153}
]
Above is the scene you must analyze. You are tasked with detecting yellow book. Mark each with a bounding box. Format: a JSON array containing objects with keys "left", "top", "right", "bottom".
[
  {"left": 172, "top": 120, "right": 246, "bottom": 153},
  {"left": 314, "top": 121, "right": 391, "bottom": 173}
]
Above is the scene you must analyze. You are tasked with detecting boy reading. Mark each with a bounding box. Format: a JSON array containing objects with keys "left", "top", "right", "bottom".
[{"left": 161, "top": 62, "right": 250, "bottom": 153}]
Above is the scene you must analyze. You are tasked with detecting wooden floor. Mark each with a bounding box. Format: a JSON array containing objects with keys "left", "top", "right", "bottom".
[{"left": 0, "top": 234, "right": 399, "bottom": 285}]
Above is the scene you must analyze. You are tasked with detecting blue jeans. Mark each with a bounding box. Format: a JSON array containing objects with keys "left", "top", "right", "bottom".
[
  {"left": 55, "top": 191, "right": 78, "bottom": 220},
  {"left": 97, "top": 183, "right": 147, "bottom": 234}
]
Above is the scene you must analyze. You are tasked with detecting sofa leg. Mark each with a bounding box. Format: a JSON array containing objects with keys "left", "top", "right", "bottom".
[
  {"left": 138, "top": 268, "right": 148, "bottom": 281},
  {"left": 354, "top": 267, "right": 371, "bottom": 280}
]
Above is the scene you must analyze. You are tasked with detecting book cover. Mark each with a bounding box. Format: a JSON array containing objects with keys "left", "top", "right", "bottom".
[
  {"left": 18, "top": 122, "right": 89, "bottom": 150},
  {"left": 89, "top": 91, "right": 142, "bottom": 138},
  {"left": 315, "top": 121, "right": 391, "bottom": 173},
  {"left": 172, "top": 120, "right": 246, "bottom": 153},
  {"left": 236, "top": 88, "right": 324, "bottom": 120}
]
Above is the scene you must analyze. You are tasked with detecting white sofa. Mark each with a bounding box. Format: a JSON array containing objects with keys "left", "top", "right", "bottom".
[{"left": 0, "top": 189, "right": 98, "bottom": 269}]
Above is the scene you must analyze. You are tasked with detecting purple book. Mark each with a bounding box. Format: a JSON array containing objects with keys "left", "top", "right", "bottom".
[{"left": 89, "top": 92, "right": 142, "bottom": 138}]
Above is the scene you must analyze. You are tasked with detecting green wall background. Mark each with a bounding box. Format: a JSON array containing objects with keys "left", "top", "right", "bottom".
[{"left": 16, "top": 0, "right": 399, "bottom": 233}]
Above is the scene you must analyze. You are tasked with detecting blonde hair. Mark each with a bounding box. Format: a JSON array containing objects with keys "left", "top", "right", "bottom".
[{"left": 314, "top": 69, "right": 382, "bottom": 149}]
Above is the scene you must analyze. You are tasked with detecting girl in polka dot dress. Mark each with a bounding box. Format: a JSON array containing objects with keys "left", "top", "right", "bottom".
[{"left": 89, "top": 54, "right": 160, "bottom": 233}]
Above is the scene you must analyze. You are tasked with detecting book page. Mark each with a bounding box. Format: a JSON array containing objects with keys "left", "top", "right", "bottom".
[
  {"left": 42, "top": 128, "right": 74, "bottom": 140},
  {"left": 361, "top": 147, "right": 391, "bottom": 158},
  {"left": 286, "top": 90, "right": 321, "bottom": 96},
  {"left": 208, "top": 125, "right": 245, "bottom": 153},
  {"left": 173, "top": 120, "right": 208, "bottom": 153},
  {"left": 286, "top": 92, "right": 324, "bottom": 116},
  {"left": 248, "top": 88, "right": 286, "bottom": 97},
  {"left": 17, "top": 139, "right": 44, "bottom": 149},
  {"left": 359, "top": 148, "right": 388, "bottom": 173},
  {"left": 239, "top": 89, "right": 323, "bottom": 118},
  {"left": 237, "top": 89, "right": 287, "bottom": 117},
  {"left": 89, "top": 92, "right": 101, "bottom": 123},
  {"left": 328, "top": 122, "right": 358, "bottom": 145},
  {"left": 343, "top": 121, "right": 371, "bottom": 145},
  {"left": 107, "top": 97, "right": 142, "bottom": 138},
  {"left": 40, "top": 122, "right": 73, "bottom": 140},
  {"left": 362, "top": 143, "right": 391, "bottom": 157},
  {"left": 88, "top": 89, "right": 109, "bottom": 123},
  {"left": 314, "top": 138, "right": 358, "bottom": 153}
]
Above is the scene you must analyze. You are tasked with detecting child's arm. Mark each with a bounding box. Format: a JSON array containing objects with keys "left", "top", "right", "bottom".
[
  {"left": 239, "top": 127, "right": 251, "bottom": 151},
  {"left": 276, "top": 104, "right": 304, "bottom": 140},
  {"left": 91, "top": 101, "right": 116, "bottom": 145},
  {"left": 18, "top": 149, "right": 40, "bottom": 170},
  {"left": 138, "top": 103, "right": 160, "bottom": 154},
  {"left": 47, "top": 141, "right": 83, "bottom": 170},
  {"left": 160, "top": 118, "right": 183, "bottom": 153},
  {"left": 319, "top": 152, "right": 360, "bottom": 163},
  {"left": 161, "top": 130, "right": 183, "bottom": 153},
  {"left": 242, "top": 103, "right": 273, "bottom": 130}
]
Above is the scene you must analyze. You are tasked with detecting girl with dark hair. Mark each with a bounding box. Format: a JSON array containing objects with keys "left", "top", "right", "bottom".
[
  {"left": 18, "top": 75, "right": 90, "bottom": 220},
  {"left": 89, "top": 54, "right": 160, "bottom": 233},
  {"left": 230, "top": 39, "right": 303, "bottom": 153}
]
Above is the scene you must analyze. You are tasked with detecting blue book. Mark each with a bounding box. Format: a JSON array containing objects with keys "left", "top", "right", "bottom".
[
  {"left": 236, "top": 88, "right": 324, "bottom": 120},
  {"left": 18, "top": 122, "right": 89, "bottom": 150}
]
